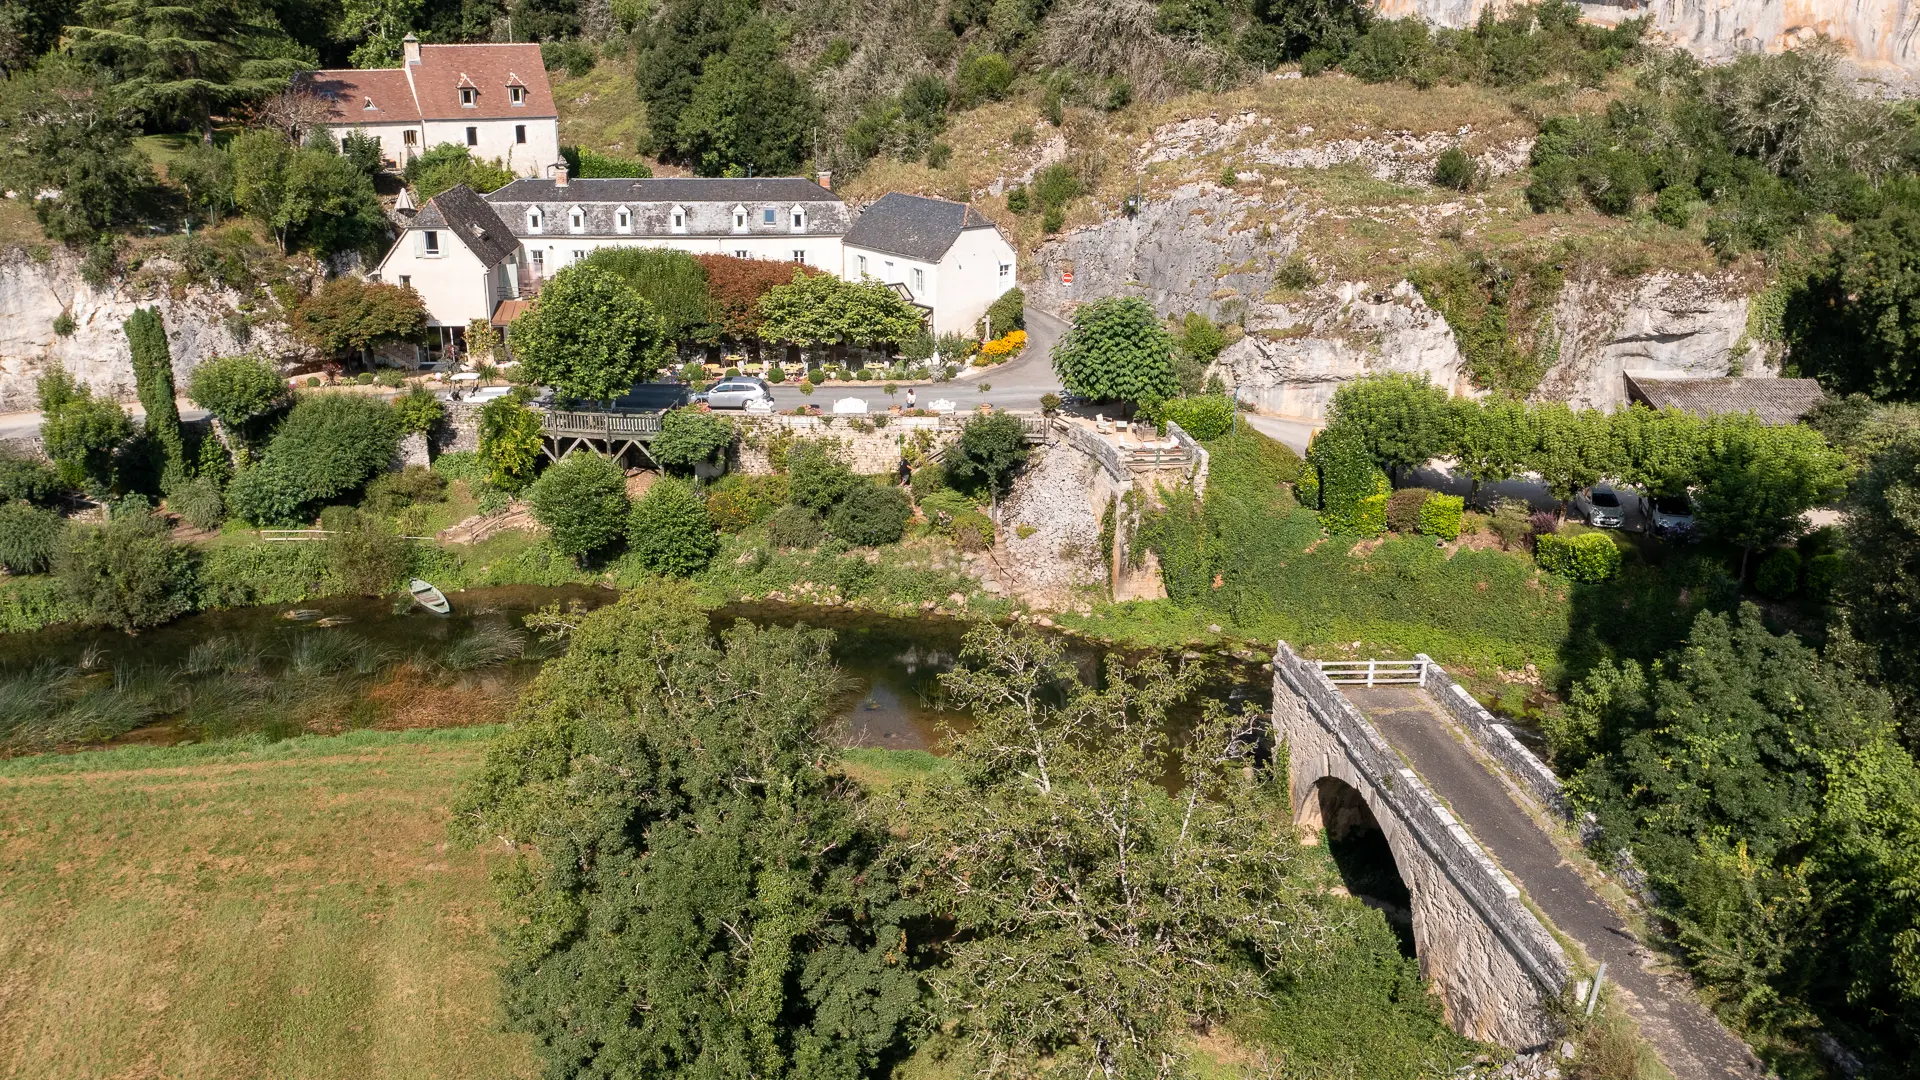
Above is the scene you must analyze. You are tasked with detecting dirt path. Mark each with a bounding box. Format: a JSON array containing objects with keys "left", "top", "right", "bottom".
[{"left": 1344, "top": 685, "right": 1769, "bottom": 1080}]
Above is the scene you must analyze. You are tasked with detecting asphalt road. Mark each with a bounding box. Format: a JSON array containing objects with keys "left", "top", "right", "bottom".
[
  {"left": 1346, "top": 686, "right": 1767, "bottom": 1080},
  {"left": 762, "top": 307, "right": 1067, "bottom": 412}
]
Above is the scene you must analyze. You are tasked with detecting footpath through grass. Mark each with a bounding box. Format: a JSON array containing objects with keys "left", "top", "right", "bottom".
[{"left": 0, "top": 727, "right": 534, "bottom": 1080}]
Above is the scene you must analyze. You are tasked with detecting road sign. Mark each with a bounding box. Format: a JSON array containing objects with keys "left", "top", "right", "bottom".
[{"left": 1062, "top": 269, "right": 1073, "bottom": 285}]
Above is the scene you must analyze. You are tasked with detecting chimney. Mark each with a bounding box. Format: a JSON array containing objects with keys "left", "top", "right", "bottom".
[
  {"left": 403, "top": 33, "right": 421, "bottom": 66},
  {"left": 554, "top": 164, "right": 569, "bottom": 188},
  {"left": 817, "top": 169, "right": 833, "bottom": 191}
]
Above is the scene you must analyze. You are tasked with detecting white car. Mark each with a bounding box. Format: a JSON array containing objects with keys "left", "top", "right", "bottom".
[
  {"left": 1571, "top": 485, "right": 1626, "bottom": 528},
  {"left": 695, "top": 377, "right": 772, "bottom": 409}
]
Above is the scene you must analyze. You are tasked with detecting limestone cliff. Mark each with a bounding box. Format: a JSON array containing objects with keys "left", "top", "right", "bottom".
[
  {"left": 1378, "top": 0, "right": 1920, "bottom": 81},
  {"left": 0, "top": 247, "right": 309, "bottom": 412}
]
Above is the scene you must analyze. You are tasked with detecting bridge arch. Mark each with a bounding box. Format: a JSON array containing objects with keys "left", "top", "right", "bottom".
[
  {"left": 1272, "top": 643, "right": 1569, "bottom": 1050},
  {"left": 1305, "top": 776, "right": 1417, "bottom": 956}
]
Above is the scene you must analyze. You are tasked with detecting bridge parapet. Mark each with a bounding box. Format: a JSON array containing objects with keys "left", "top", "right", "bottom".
[{"left": 1272, "top": 642, "right": 1570, "bottom": 1049}]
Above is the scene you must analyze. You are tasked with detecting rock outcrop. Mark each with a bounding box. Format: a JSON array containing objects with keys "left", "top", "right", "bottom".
[
  {"left": 0, "top": 246, "right": 308, "bottom": 411},
  {"left": 1379, "top": 0, "right": 1920, "bottom": 82}
]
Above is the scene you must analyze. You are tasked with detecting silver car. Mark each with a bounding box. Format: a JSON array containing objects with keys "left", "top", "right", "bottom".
[
  {"left": 1571, "top": 484, "right": 1625, "bottom": 528},
  {"left": 1649, "top": 493, "right": 1696, "bottom": 540},
  {"left": 697, "top": 377, "right": 772, "bottom": 409}
]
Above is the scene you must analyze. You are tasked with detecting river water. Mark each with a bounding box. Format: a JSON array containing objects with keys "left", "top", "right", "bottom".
[{"left": 0, "top": 586, "right": 1268, "bottom": 756}]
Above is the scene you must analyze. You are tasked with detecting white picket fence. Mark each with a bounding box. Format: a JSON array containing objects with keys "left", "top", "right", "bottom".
[{"left": 1315, "top": 658, "right": 1430, "bottom": 686}]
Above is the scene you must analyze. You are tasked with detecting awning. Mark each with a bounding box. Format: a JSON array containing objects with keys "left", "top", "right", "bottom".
[{"left": 491, "top": 299, "right": 532, "bottom": 327}]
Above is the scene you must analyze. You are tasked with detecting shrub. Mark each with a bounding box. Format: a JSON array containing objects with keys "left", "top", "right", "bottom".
[
  {"left": 855, "top": 369, "right": 872, "bottom": 381},
  {"left": 808, "top": 369, "right": 827, "bottom": 385},
  {"left": 0, "top": 502, "right": 65, "bottom": 574},
  {"left": 319, "top": 506, "right": 411, "bottom": 595},
  {"left": 526, "top": 453, "right": 631, "bottom": 561},
  {"left": 786, "top": 441, "right": 857, "bottom": 511},
  {"left": 1528, "top": 510, "right": 1560, "bottom": 540},
  {"left": 224, "top": 395, "right": 402, "bottom": 524},
  {"left": 1158, "top": 396, "right": 1234, "bottom": 440},
  {"left": 362, "top": 464, "right": 448, "bottom": 514},
  {"left": 626, "top": 479, "right": 717, "bottom": 576},
  {"left": 1805, "top": 552, "right": 1844, "bottom": 599},
  {"left": 985, "top": 288, "right": 1024, "bottom": 337},
  {"left": 1041, "top": 205, "right": 1064, "bottom": 234},
  {"left": 1005, "top": 185, "right": 1030, "bottom": 214},
  {"left": 1040, "top": 393, "right": 1062, "bottom": 412},
  {"left": 1534, "top": 531, "right": 1622, "bottom": 582},
  {"left": 829, "top": 483, "right": 912, "bottom": 546},
  {"left": 1416, "top": 493, "right": 1464, "bottom": 540},
  {"left": 479, "top": 394, "right": 544, "bottom": 491},
  {"left": 956, "top": 51, "right": 1014, "bottom": 104},
  {"left": 394, "top": 386, "right": 444, "bottom": 434},
  {"left": 910, "top": 463, "right": 949, "bottom": 503},
  {"left": 1385, "top": 487, "right": 1434, "bottom": 533},
  {"left": 54, "top": 513, "right": 194, "bottom": 631},
  {"left": 1354, "top": 492, "right": 1389, "bottom": 538},
  {"left": 706, "top": 474, "right": 789, "bottom": 532},
  {"left": 1309, "top": 426, "right": 1389, "bottom": 535},
  {"left": 1432, "top": 148, "right": 1474, "bottom": 191},
  {"left": 766, "top": 503, "right": 826, "bottom": 549},
  {"left": 652, "top": 408, "right": 733, "bottom": 473},
  {"left": 1755, "top": 547, "right": 1802, "bottom": 598},
  {"left": 187, "top": 353, "right": 286, "bottom": 434},
  {"left": 431, "top": 450, "right": 485, "bottom": 485},
  {"left": 0, "top": 452, "right": 63, "bottom": 506},
  {"left": 766, "top": 367, "right": 785, "bottom": 383},
  {"left": 1487, "top": 500, "right": 1532, "bottom": 550},
  {"left": 952, "top": 511, "right": 993, "bottom": 551},
  {"left": 946, "top": 413, "right": 1030, "bottom": 497},
  {"left": 170, "top": 475, "right": 227, "bottom": 530}
]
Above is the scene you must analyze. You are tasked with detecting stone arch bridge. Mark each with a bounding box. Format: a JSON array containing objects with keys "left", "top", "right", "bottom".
[{"left": 1271, "top": 643, "right": 1570, "bottom": 1050}]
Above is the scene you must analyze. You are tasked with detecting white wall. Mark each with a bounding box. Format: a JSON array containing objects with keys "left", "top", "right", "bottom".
[
  {"left": 845, "top": 246, "right": 936, "bottom": 308},
  {"left": 517, "top": 233, "right": 843, "bottom": 274},
  {"left": 321, "top": 121, "right": 424, "bottom": 168},
  {"left": 935, "top": 227, "right": 1017, "bottom": 337},
  {"left": 376, "top": 231, "right": 497, "bottom": 328},
  {"left": 420, "top": 117, "right": 559, "bottom": 177}
]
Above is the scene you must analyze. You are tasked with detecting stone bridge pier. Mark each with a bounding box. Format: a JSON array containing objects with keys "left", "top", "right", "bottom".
[{"left": 1271, "top": 643, "right": 1570, "bottom": 1050}]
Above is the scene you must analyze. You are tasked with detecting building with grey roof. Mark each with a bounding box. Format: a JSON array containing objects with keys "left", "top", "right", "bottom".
[
  {"left": 1624, "top": 374, "right": 1826, "bottom": 425},
  {"left": 841, "top": 193, "right": 1016, "bottom": 337}
]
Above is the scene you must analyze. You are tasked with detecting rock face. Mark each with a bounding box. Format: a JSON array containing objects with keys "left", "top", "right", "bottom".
[
  {"left": 0, "top": 246, "right": 307, "bottom": 411},
  {"left": 1379, "top": 0, "right": 1920, "bottom": 79},
  {"left": 1029, "top": 184, "right": 1759, "bottom": 418}
]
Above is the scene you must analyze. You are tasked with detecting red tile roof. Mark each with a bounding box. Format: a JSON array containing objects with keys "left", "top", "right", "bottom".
[
  {"left": 412, "top": 44, "right": 556, "bottom": 120},
  {"left": 306, "top": 42, "right": 556, "bottom": 125},
  {"left": 309, "top": 68, "right": 420, "bottom": 123}
]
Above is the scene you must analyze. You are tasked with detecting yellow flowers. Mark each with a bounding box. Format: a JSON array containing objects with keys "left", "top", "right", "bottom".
[{"left": 977, "top": 329, "right": 1027, "bottom": 360}]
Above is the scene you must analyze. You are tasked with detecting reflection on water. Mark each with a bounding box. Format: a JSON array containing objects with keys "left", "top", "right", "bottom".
[{"left": 0, "top": 590, "right": 1270, "bottom": 757}]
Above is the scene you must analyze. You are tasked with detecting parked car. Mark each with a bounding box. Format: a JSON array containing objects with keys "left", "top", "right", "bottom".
[
  {"left": 1649, "top": 493, "right": 1696, "bottom": 540},
  {"left": 693, "top": 377, "right": 773, "bottom": 409},
  {"left": 1571, "top": 484, "right": 1626, "bottom": 528}
]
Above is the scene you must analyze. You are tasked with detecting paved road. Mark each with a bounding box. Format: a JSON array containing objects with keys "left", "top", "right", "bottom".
[
  {"left": 763, "top": 307, "right": 1067, "bottom": 412},
  {"left": 0, "top": 400, "right": 211, "bottom": 441},
  {"left": 1242, "top": 413, "right": 1318, "bottom": 455},
  {"left": 1345, "top": 686, "right": 1766, "bottom": 1080}
]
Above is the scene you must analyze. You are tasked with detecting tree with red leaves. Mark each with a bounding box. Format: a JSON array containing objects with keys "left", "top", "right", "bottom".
[{"left": 694, "top": 254, "right": 819, "bottom": 342}]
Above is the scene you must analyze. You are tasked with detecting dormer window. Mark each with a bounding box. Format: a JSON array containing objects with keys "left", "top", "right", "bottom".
[
  {"left": 460, "top": 87, "right": 476, "bottom": 107},
  {"left": 527, "top": 209, "right": 543, "bottom": 232},
  {"left": 615, "top": 206, "right": 631, "bottom": 233},
  {"left": 509, "top": 85, "right": 525, "bottom": 105},
  {"left": 789, "top": 206, "right": 806, "bottom": 232},
  {"left": 732, "top": 205, "right": 748, "bottom": 231},
  {"left": 568, "top": 206, "right": 584, "bottom": 233},
  {"left": 671, "top": 206, "right": 687, "bottom": 233}
]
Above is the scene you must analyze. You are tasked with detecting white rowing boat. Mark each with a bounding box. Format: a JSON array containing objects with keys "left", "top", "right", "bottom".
[{"left": 408, "top": 579, "right": 452, "bottom": 615}]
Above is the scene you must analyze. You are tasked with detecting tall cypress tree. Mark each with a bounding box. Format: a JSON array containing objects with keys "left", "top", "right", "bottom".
[{"left": 124, "top": 307, "right": 186, "bottom": 491}]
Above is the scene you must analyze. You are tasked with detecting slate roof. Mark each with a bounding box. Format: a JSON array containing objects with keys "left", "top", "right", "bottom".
[
  {"left": 485, "top": 177, "right": 850, "bottom": 238},
  {"left": 413, "top": 185, "right": 520, "bottom": 267},
  {"left": 843, "top": 192, "right": 995, "bottom": 262},
  {"left": 1624, "top": 374, "right": 1826, "bottom": 426},
  {"left": 308, "top": 68, "right": 420, "bottom": 123}
]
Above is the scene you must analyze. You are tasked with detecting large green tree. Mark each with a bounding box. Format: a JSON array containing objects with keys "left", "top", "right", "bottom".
[
  {"left": 525, "top": 451, "right": 629, "bottom": 562},
  {"left": 230, "top": 129, "right": 386, "bottom": 256},
  {"left": 64, "top": 0, "right": 303, "bottom": 139},
  {"left": 290, "top": 277, "right": 427, "bottom": 358},
  {"left": 1843, "top": 431, "right": 1920, "bottom": 713},
  {"left": 582, "top": 247, "right": 713, "bottom": 343},
  {"left": 1693, "top": 415, "right": 1848, "bottom": 572},
  {"left": 895, "top": 625, "right": 1329, "bottom": 1078},
  {"left": 1790, "top": 198, "right": 1920, "bottom": 401},
  {"left": 1050, "top": 296, "right": 1178, "bottom": 411},
  {"left": 186, "top": 352, "right": 287, "bottom": 444},
  {"left": 452, "top": 588, "right": 919, "bottom": 1079},
  {"left": 758, "top": 272, "right": 924, "bottom": 350},
  {"left": 0, "top": 63, "right": 157, "bottom": 243},
  {"left": 509, "top": 264, "right": 669, "bottom": 403},
  {"left": 943, "top": 412, "right": 1029, "bottom": 498},
  {"left": 223, "top": 394, "right": 401, "bottom": 523},
  {"left": 1326, "top": 373, "right": 1450, "bottom": 482},
  {"left": 673, "top": 19, "right": 816, "bottom": 177},
  {"left": 54, "top": 510, "right": 194, "bottom": 631},
  {"left": 650, "top": 407, "right": 733, "bottom": 473},
  {"left": 1528, "top": 401, "right": 1614, "bottom": 503}
]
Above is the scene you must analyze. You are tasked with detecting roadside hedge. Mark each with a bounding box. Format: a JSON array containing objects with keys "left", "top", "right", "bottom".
[
  {"left": 1157, "top": 396, "right": 1235, "bottom": 441},
  {"left": 1310, "top": 426, "right": 1390, "bottom": 536},
  {"left": 1534, "top": 531, "right": 1622, "bottom": 583}
]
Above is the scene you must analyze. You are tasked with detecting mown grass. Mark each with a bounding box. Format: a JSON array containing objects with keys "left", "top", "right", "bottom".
[{"left": 0, "top": 726, "right": 534, "bottom": 1080}]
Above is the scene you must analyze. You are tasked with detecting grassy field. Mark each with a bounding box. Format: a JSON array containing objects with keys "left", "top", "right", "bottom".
[{"left": 0, "top": 728, "right": 535, "bottom": 1080}]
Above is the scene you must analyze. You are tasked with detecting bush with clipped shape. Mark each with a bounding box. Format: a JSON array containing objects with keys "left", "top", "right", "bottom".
[
  {"left": 1416, "top": 493, "right": 1464, "bottom": 540},
  {"left": 1534, "top": 530, "right": 1623, "bottom": 582},
  {"left": 627, "top": 479, "right": 717, "bottom": 575},
  {"left": 1385, "top": 487, "right": 1435, "bottom": 533},
  {"left": 1157, "top": 396, "right": 1234, "bottom": 441}
]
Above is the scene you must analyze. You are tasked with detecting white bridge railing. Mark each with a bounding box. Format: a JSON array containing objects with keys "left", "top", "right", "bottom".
[{"left": 1316, "top": 658, "right": 1430, "bottom": 686}]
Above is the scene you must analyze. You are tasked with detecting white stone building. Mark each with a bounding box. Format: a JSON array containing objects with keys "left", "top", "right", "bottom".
[
  {"left": 842, "top": 193, "right": 1018, "bottom": 337},
  {"left": 371, "top": 185, "right": 522, "bottom": 361},
  {"left": 306, "top": 35, "right": 560, "bottom": 178}
]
